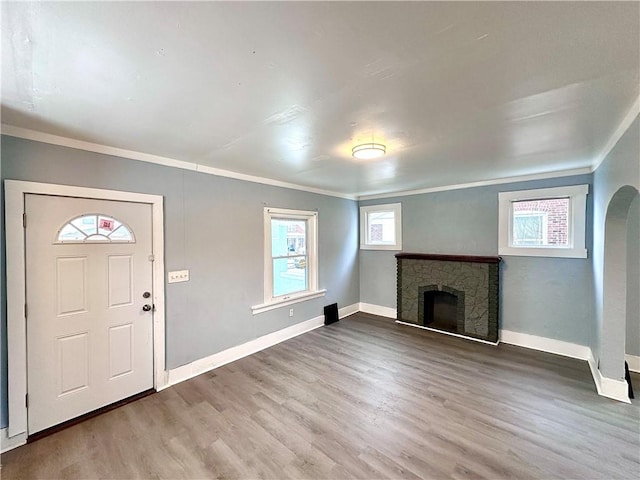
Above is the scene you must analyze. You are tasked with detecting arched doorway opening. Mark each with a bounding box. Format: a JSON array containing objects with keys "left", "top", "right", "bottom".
[{"left": 601, "top": 185, "right": 640, "bottom": 401}]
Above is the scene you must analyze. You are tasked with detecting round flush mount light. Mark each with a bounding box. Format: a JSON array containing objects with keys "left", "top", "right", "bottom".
[{"left": 352, "top": 142, "right": 386, "bottom": 160}]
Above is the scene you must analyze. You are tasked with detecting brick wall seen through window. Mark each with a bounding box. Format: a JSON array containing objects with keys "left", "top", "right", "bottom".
[{"left": 512, "top": 198, "right": 569, "bottom": 246}]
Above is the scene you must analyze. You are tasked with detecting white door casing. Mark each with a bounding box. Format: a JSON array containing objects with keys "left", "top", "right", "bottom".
[
  {"left": 25, "top": 195, "right": 154, "bottom": 433},
  {"left": 5, "top": 180, "right": 166, "bottom": 439}
]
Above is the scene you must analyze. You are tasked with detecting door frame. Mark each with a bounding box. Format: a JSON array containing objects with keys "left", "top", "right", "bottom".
[{"left": 4, "top": 180, "right": 167, "bottom": 438}]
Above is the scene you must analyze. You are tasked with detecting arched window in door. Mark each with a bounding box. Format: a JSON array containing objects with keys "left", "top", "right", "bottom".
[{"left": 55, "top": 214, "right": 135, "bottom": 243}]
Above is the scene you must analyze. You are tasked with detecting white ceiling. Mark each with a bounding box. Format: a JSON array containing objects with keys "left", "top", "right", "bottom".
[{"left": 2, "top": 1, "right": 639, "bottom": 197}]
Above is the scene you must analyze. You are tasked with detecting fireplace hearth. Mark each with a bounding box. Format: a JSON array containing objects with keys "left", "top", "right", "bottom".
[{"left": 396, "top": 253, "right": 501, "bottom": 343}]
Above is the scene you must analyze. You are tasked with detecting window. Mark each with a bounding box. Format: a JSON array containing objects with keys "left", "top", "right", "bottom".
[
  {"left": 252, "top": 208, "right": 324, "bottom": 314},
  {"left": 55, "top": 214, "right": 135, "bottom": 243},
  {"left": 271, "top": 218, "right": 308, "bottom": 297},
  {"left": 360, "top": 203, "right": 402, "bottom": 250},
  {"left": 498, "top": 185, "right": 588, "bottom": 258}
]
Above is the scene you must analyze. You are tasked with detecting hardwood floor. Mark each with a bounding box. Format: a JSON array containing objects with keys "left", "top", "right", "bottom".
[{"left": 2, "top": 313, "right": 639, "bottom": 479}]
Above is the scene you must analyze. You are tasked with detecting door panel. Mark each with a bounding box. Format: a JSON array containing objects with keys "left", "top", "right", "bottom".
[
  {"left": 108, "top": 255, "right": 134, "bottom": 307},
  {"left": 26, "top": 194, "right": 154, "bottom": 434},
  {"left": 109, "top": 323, "right": 134, "bottom": 379},
  {"left": 56, "top": 256, "right": 88, "bottom": 315},
  {"left": 58, "top": 332, "right": 89, "bottom": 395}
]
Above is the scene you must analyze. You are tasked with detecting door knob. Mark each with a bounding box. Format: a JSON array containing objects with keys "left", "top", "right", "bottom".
[{"left": 142, "top": 304, "right": 152, "bottom": 312}]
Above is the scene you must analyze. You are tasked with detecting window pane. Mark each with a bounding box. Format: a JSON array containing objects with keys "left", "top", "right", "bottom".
[
  {"left": 85, "top": 234, "right": 110, "bottom": 242},
  {"left": 367, "top": 211, "right": 395, "bottom": 244},
  {"left": 273, "top": 257, "right": 307, "bottom": 297},
  {"left": 512, "top": 198, "right": 569, "bottom": 247},
  {"left": 58, "top": 223, "right": 86, "bottom": 242},
  {"left": 271, "top": 219, "right": 306, "bottom": 257},
  {"left": 513, "top": 215, "right": 544, "bottom": 245},
  {"left": 108, "top": 225, "right": 134, "bottom": 241},
  {"left": 97, "top": 216, "right": 117, "bottom": 236},
  {"left": 72, "top": 215, "right": 98, "bottom": 236}
]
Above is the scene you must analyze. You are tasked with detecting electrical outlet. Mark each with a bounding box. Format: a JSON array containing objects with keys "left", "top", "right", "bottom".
[
  {"left": 289, "top": 308, "right": 294, "bottom": 317},
  {"left": 168, "top": 270, "right": 190, "bottom": 283}
]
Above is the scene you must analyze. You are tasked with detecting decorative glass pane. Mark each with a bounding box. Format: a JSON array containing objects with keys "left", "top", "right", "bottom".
[
  {"left": 97, "top": 216, "right": 118, "bottom": 236},
  {"left": 85, "top": 234, "right": 110, "bottom": 242},
  {"left": 72, "top": 215, "right": 98, "bottom": 236},
  {"left": 58, "top": 223, "right": 86, "bottom": 242},
  {"left": 56, "top": 214, "right": 135, "bottom": 243},
  {"left": 512, "top": 198, "right": 569, "bottom": 247},
  {"left": 108, "top": 225, "right": 134, "bottom": 241}
]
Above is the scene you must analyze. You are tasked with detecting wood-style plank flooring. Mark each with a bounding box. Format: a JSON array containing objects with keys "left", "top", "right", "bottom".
[{"left": 2, "top": 313, "right": 639, "bottom": 479}]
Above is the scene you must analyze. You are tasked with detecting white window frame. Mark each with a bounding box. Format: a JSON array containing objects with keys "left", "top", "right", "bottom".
[
  {"left": 360, "top": 202, "right": 402, "bottom": 250},
  {"left": 498, "top": 184, "right": 588, "bottom": 258},
  {"left": 251, "top": 207, "right": 324, "bottom": 315}
]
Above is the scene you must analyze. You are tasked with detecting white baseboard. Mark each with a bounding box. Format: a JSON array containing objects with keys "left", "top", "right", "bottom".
[
  {"left": 2, "top": 302, "right": 630, "bottom": 454},
  {"left": 588, "top": 353, "right": 631, "bottom": 403},
  {"left": 0, "top": 428, "right": 27, "bottom": 454},
  {"left": 0, "top": 302, "right": 359, "bottom": 453},
  {"left": 498, "top": 330, "right": 632, "bottom": 402},
  {"left": 625, "top": 354, "right": 640, "bottom": 373},
  {"left": 164, "top": 316, "right": 324, "bottom": 388},
  {"left": 358, "top": 306, "right": 591, "bottom": 358},
  {"left": 358, "top": 302, "right": 397, "bottom": 319},
  {"left": 163, "top": 303, "right": 359, "bottom": 389},
  {"left": 501, "top": 333, "right": 629, "bottom": 403},
  {"left": 356, "top": 304, "right": 633, "bottom": 405},
  {"left": 499, "top": 330, "right": 591, "bottom": 360},
  {"left": 339, "top": 302, "right": 360, "bottom": 319},
  {"left": 396, "top": 320, "right": 499, "bottom": 345}
]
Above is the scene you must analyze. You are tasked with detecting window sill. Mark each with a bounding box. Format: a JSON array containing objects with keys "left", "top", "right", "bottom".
[
  {"left": 251, "top": 289, "right": 327, "bottom": 315},
  {"left": 360, "top": 244, "right": 402, "bottom": 251},
  {"left": 498, "top": 246, "right": 587, "bottom": 259}
]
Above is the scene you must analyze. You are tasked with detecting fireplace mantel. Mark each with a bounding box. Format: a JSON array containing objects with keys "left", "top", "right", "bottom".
[{"left": 395, "top": 253, "right": 501, "bottom": 264}]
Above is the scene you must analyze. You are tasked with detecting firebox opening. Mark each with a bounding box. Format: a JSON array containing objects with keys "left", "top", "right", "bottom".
[{"left": 423, "top": 290, "right": 459, "bottom": 333}]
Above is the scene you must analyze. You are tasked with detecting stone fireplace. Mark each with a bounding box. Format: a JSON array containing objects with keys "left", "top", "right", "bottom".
[{"left": 396, "top": 253, "right": 501, "bottom": 343}]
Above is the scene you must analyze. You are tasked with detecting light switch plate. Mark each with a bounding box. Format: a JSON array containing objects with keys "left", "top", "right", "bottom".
[{"left": 168, "top": 270, "right": 189, "bottom": 283}]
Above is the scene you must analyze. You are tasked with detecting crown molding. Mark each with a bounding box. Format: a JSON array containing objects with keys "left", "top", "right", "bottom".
[
  {"left": 591, "top": 94, "right": 640, "bottom": 173},
  {"left": 6, "top": 119, "right": 626, "bottom": 203},
  {"left": 1, "top": 124, "right": 198, "bottom": 171},
  {"left": 0, "top": 124, "right": 357, "bottom": 201},
  {"left": 357, "top": 167, "right": 593, "bottom": 201}
]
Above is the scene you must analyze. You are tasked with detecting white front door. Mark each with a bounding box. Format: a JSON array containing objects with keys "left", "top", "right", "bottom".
[{"left": 25, "top": 194, "right": 154, "bottom": 434}]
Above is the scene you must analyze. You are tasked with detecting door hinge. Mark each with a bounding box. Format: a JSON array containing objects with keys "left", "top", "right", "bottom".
[
  {"left": 25, "top": 393, "right": 29, "bottom": 408},
  {"left": 23, "top": 213, "right": 27, "bottom": 228},
  {"left": 24, "top": 303, "right": 28, "bottom": 319}
]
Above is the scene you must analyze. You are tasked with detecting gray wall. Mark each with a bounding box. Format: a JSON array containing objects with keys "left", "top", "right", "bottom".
[
  {"left": 626, "top": 196, "right": 640, "bottom": 358},
  {"left": 360, "top": 174, "right": 595, "bottom": 346},
  {"left": 592, "top": 116, "right": 640, "bottom": 377},
  {"left": 2, "top": 120, "right": 636, "bottom": 429},
  {"left": 0, "top": 135, "right": 360, "bottom": 428}
]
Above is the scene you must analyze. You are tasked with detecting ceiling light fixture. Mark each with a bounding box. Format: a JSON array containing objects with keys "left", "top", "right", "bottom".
[{"left": 352, "top": 142, "right": 386, "bottom": 160}]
